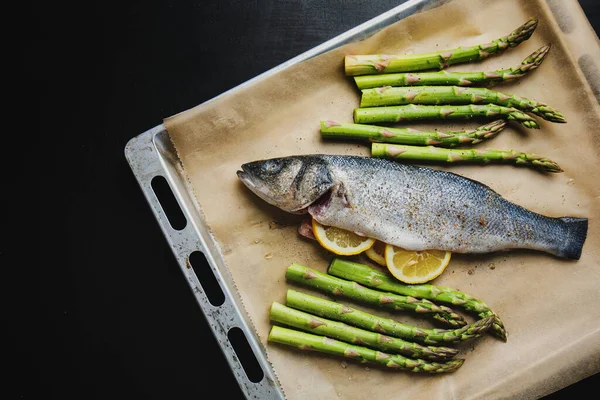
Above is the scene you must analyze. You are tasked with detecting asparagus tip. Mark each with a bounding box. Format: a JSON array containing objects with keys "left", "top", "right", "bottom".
[
  {"left": 539, "top": 43, "right": 552, "bottom": 55},
  {"left": 498, "top": 329, "right": 508, "bottom": 342},
  {"left": 520, "top": 17, "right": 539, "bottom": 35},
  {"left": 531, "top": 43, "right": 551, "bottom": 64},
  {"left": 546, "top": 111, "right": 567, "bottom": 123},
  {"left": 522, "top": 119, "right": 541, "bottom": 129},
  {"left": 527, "top": 157, "right": 563, "bottom": 173},
  {"left": 507, "top": 18, "right": 539, "bottom": 47},
  {"left": 433, "top": 358, "right": 465, "bottom": 373},
  {"left": 482, "top": 119, "right": 507, "bottom": 131}
]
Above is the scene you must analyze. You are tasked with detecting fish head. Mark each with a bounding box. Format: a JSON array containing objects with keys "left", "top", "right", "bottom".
[{"left": 237, "top": 156, "right": 334, "bottom": 213}]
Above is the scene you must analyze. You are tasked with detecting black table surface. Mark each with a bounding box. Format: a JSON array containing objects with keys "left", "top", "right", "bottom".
[{"left": 34, "top": 1, "right": 599, "bottom": 398}]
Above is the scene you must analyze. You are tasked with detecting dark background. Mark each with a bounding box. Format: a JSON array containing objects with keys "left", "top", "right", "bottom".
[{"left": 32, "top": 1, "right": 599, "bottom": 398}]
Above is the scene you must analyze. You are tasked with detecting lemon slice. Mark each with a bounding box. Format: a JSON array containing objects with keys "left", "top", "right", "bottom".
[
  {"left": 365, "top": 240, "right": 387, "bottom": 266},
  {"left": 384, "top": 244, "right": 452, "bottom": 284},
  {"left": 312, "top": 219, "right": 375, "bottom": 256}
]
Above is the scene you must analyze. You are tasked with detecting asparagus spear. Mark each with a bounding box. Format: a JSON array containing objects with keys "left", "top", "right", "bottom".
[
  {"left": 268, "top": 326, "right": 465, "bottom": 373},
  {"left": 286, "top": 289, "right": 494, "bottom": 345},
  {"left": 286, "top": 263, "right": 467, "bottom": 327},
  {"left": 270, "top": 302, "right": 459, "bottom": 361},
  {"left": 328, "top": 259, "right": 506, "bottom": 341},
  {"left": 320, "top": 119, "right": 506, "bottom": 147},
  {"left": 345, "top": 18, "right": 538, "bottom": 76},
  {"left": 360, "top": 86, "right": 566, "bottom": 123},
  {"left": 353, "top": 104, "right": 540, "bottom": 128},
  {"left": 371, "top": 143, "right": 563, "bottom": 173},
  {"left": 354, "top": 44, "right": 551, "bottom": 89}
]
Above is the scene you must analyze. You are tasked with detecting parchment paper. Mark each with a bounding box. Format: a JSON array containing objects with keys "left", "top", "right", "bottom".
[{"left": 164, "top": 0, "right": 600, "bottom": 398}]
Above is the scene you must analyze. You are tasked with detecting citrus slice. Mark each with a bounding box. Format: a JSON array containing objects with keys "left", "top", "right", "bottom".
[
  {"left": 365, "top": 240, "right": 387, "bottom": 266},
  {"left": 384, "top": 244, "right": 452, "bottom": 284},
  {"left": 312, "top": 219, "right": 375, "bottom": 256}
]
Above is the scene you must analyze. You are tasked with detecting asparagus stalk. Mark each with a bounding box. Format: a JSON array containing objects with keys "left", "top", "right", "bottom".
[
  {"left": 286, "top": 290, "right": 494, "bottom": 345},
  {"left": 286, "top": 263, "right": 467, "bottom": 327},
  {"left": 354, "top": 44, "right": 551, "bottom": 89},
  {"left": 353, "top": 104, "right": 540, "bottom": 128},
  {"left": 371, "top": 143, "right": 563, "bottom": 173},
  {"left": 268, "top": 325, "right": 464, "bottom": 373},
  {"left": 345, "top": 18, "right": 538, "bottom": 76},
  {"left": 328, "top": 259, "right": 506, "bottom": 341},
  {"left": 270, "top": 302, "right": 459, "bottom": 361},
  {"left": 360, "top": 86, "right": 566, "bottom": 123},
  {"left": 320, "top": 119, "right": 506, "bottom": 147}
]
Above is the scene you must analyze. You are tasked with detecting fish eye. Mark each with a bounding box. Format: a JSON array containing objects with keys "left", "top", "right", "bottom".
[{"left": 263, "top": 160, "right": 282, "bottom": 174}]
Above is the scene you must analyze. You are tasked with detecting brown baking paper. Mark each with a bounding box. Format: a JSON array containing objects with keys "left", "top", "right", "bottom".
[{"left": 164, "top": 0, "right": 600, "bottom": 398}]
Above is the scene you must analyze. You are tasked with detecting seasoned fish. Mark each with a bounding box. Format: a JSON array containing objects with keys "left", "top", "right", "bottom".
[{"left": 237, "top": 155, "right": 587, "bottom": 259}]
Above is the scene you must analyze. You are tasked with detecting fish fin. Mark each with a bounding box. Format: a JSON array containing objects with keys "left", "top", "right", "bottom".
[
  {"left": 558, "top": 217, "right": 588, "bottom": 260},
  {"left": 298, "top": 217, "right": 316, "bottom": 240}
]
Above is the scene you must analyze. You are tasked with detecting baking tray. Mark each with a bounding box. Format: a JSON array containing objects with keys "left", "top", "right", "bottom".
[{"left": 125, "top": 1, "right": 599, "bottom": 399}]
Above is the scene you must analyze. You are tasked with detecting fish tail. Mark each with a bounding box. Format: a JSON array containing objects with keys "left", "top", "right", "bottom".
[{"left": 556, "top": 217, "right": 588, "bottom": 260}]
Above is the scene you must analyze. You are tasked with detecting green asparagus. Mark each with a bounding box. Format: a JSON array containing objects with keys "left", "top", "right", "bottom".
[
  {"left": 320, "top": 119, "right": 505, "bottom": 147},
  {"left": 285, "top": 263, "right": 467, "bottom": 327},
  {"left": 353, "top": 44, "right": 551, "bottom": 89},
  {"left": 353, "top": 104, "right": 540, "bottom": 128},
  {"left": 286, "top": 289, "right": 494, "bottom": 345},
  {"left": 360, "top": 86, "right": 565, "bottom": 123},
  {"left": 345, "top": 18, "right": 538, "bottom": 76},
  {"left": 268, "top": 325, "right": 464, "bottom": 373},
  {"left": 371, "top": 142, "right": 562, "bottom": 173},
  {"left": 328, "top": 259, "right": 506, "bottom": 341},
  {"left": 270, "top": 302, "right": 459, "bottom": 361}
]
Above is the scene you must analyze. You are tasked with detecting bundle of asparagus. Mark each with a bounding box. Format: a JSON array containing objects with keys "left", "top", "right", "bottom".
[
  {"left": 327, "top": 258, "right": 506, "bottom": 340},
  {"left": 321, "top": 18, "right": 566, "bottom": 173},
  {"left": 267, "top": 261, "right": 504, "bottom": 374}
]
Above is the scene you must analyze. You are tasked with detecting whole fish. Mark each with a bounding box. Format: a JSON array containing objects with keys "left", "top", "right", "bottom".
[{"left": 237, "top": 155, "right": 587, "bottom": 259}]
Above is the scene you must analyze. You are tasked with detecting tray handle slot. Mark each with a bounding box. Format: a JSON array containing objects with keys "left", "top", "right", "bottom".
[
  {"left": 188, "top": 251, "right": 225, "bottom": 306},
  {"left": 151, "top": 175, "right": 187, "bottom": 231},
  {"left": 228, "top": 326, "right": 265, "bottom": 383}
]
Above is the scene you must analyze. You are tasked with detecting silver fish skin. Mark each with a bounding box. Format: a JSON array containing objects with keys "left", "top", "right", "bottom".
[{"left": 237, "top": 155, "right": 587, "bottom": 260}]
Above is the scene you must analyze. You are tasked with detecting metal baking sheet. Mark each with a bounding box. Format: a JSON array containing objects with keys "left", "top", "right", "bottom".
[{"left": 124, "top": 0, "right": 599, "bottom": 398}]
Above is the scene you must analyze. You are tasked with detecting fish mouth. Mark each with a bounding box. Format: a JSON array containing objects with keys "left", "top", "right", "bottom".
[
  {"left": 236, "top": 170, "right": 255, "bottom": 189},
  {"left": 237, "top": 168, "right": 284, "bottom": 209}
]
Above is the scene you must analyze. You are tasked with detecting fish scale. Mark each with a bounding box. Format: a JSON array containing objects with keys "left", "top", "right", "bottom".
[{"left": 237, "top": 155, "right": 587, "bottom": 259}]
